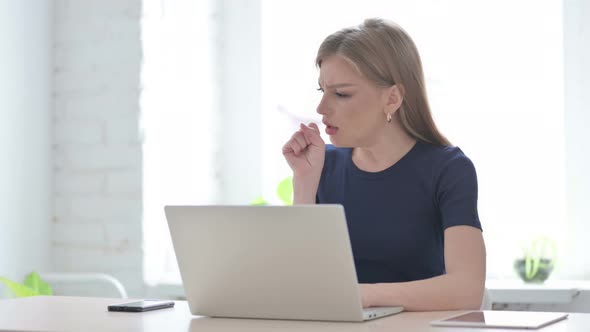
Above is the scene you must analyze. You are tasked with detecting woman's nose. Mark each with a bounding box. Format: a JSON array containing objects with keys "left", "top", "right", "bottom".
[{"left": 316, "top": 95, "right": 328, "bottom": 115}]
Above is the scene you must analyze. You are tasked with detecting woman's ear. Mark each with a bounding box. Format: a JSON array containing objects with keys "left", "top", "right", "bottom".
[
  {"left": 387, "top": 84, "right": 404, "bottom": 112},
  {"left": 384, "top": 84, "right": 404, "bottom": 115}
]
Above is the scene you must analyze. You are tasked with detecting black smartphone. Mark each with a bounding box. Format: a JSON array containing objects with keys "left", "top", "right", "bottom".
[{"left": 107, "top": 300, "right": 175, "bottom": 312}]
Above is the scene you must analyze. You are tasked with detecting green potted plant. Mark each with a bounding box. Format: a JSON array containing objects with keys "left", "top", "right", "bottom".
[
  {"left": 513, "top": 237, "right": 556, "bottom": 283},
  {"left": 0, "top": 272, "right": 53, "bottom": 298}
]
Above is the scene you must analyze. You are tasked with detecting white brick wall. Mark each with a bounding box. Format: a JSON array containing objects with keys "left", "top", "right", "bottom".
[{"left": 53, "top": 0, "right": 144, "bottom": 297}]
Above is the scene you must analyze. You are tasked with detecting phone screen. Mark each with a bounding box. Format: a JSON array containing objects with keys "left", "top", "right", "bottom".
[{"left": 443, "top": 311, "right": 486, "bottom": 323}]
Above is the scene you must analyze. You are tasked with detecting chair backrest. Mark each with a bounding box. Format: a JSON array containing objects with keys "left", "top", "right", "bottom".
[{"left": 40, "top": 273, "right": 128, "bottom": 299}]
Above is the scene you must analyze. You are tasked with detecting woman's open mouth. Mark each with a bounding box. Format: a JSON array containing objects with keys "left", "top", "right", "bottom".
[{"left": 323, "top": 120, "right": 339, "bottom": 136}]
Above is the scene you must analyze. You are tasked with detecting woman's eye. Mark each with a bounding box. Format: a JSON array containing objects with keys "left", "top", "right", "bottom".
[{"left": 316, "top": 87, "right": 349, "bottom": 98}]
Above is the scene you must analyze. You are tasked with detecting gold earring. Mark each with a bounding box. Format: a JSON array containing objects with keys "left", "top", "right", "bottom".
[{"left": 387, "top": 113, "right": 392, "bottom": 123}]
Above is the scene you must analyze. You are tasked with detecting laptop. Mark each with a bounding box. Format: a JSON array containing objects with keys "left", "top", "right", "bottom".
[{"left": 165, "top": 204, "right": 404, "bottom": 322}]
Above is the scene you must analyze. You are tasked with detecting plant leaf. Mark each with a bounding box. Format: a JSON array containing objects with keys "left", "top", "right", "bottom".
[
  {"left": 24, "top": 272, "right": 41, "bottom": 293},
  {"left": 38, "top": 280, "right": 53, "bottom": 296},
  {"left": 276, "top": 176, "right": 293, "bottom": 205},
  {"left": 531, "top": 256, "right": 540, "bottom": 279},
  {"left": 0, "top": 277, "right": 38, "bottom": 297},
  {"left": 524, "top": 255, "right": 534, "bottom": 280},
  {"left": 250, "top": 196, "right": 268, "bottom": 206},
  {"left": 23, "top": 272, "right": 53, "bottom": 296}
]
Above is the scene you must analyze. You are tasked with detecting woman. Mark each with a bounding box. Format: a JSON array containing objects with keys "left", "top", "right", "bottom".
[{"left": 282, "top": 18, "right": 486, "bottom": 311}]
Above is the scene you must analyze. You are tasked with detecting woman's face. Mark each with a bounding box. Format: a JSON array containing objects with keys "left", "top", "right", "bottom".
[{"left": 317, "top": 55, "right": 391, "bottom": 148}]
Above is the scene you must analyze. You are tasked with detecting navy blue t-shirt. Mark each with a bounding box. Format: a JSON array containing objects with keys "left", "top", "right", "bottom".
[{"left": 316, "top": 142, "right": 482, "bottom": 284}]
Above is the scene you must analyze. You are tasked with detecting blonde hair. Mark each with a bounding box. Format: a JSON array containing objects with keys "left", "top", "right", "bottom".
[{"left": 316, "top": 18, "right": 450, "bottom": 146}]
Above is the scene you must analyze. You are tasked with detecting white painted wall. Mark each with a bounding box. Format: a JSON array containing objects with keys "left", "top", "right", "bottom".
[
  {"left": 0, "top": 0, "right": 53, "bottom": 295},
  {"left": 52, "top": 0, "right": 144, "bottom": 297},
  {"left": 564, "top": 0, "right": 590, "bottom": 280}
]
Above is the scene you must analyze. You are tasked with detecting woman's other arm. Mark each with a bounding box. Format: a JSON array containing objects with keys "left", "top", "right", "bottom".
[{"left": 361, "top": 225, "right": 486, "bottom": 310}]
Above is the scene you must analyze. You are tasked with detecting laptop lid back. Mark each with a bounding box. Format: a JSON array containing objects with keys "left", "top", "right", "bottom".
[{"left": 165, "top": 205, "right": 365, "bottom": 321}]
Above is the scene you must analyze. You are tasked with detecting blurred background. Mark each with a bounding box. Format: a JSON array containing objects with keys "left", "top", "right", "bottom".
[{"left": 1, "top": 0, "right": 589, "bottom": 310}]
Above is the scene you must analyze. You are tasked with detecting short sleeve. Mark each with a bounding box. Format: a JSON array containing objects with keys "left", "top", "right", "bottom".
[{"left": 435, "top": 151, "right": 482, "bottom": 231}]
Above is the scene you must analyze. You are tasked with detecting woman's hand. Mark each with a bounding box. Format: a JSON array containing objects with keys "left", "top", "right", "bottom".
[
  {"left": 359, "top": 284, "right": 377, "bottom": 308},
  {"left": 282, "top": 123, "right": 325, "bottom": 204},
  {"left": 282, "top": 123, "right": 325, "bottom": 178}
]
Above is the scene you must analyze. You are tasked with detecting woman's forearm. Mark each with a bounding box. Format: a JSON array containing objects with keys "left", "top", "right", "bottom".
[
  {"left": 292, "top": 176, "right": 319, "bottom": 205},
  {"left": 364, "top": 273, "right": 485, "bottom": 311}
]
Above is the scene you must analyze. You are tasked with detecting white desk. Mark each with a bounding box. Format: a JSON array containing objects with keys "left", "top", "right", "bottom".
[{"left": 0, "top": 296, "right": 587, "bottom": 332}]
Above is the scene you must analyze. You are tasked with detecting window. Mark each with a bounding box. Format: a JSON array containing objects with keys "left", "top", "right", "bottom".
[
  {"left": 142, "top": 0, "right": 575, "bottom": 286},
  {"left": 261, "top": 0, "right": 566, "bottom": 279},
  {"left": 141, "top": 0, "right": 219, "bottom": 285}
]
